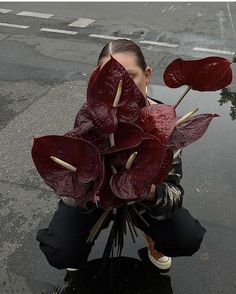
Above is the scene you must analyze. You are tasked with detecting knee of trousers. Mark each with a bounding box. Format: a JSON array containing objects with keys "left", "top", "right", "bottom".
[
  {"left": 157, "top": 222, "right": 207, "bottom": 257},
  {"left": 177, "top": 223, "right": 207, "bottom": 256},
  {"left": 38, "top": 239, "right": 93, "bottom": 270}
]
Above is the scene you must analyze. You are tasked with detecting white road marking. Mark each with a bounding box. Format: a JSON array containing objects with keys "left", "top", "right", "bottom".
[
  {"left": 0, "top": 8, "right": 12, "bottom": 13},
  {"left": 40, "top": 28, "right": 78, "bottom": 35},
  {"left": 139, "top": 40, "right": 179, "bottom": 48},
  {"left": 172, "top": 5, "right": 181, "bottom": 12},
  {"left": 226, "top": 2, "right": 236, "bottom": 38},
  {"left": 0, "top": 22, "right": 29, "bottom": 29},
  {"left": 168, "top": 5, "right": 175, "bottom": 10},
  {"left": 89, "top": 34, "right": 131, "bottom": 40},
  {"left": 193, "top": 47, "right": 235, "bottom": 55},
  {"left": 16, "top": 11, "right": 54, "bottom": 19},
  {"left": 0, "top": 10, "right": 234, "bottom": 59},
  {"left": 217, "top": 10, "right": 225, "bottom": 38},
  {"left": 68, "top": 18, "right": 95, "bottom": 28}
]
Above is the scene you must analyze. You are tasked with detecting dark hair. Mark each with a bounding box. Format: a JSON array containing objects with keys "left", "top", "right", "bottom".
[{"left": 97, "top": 39, "right": 147, "bottom": 72}]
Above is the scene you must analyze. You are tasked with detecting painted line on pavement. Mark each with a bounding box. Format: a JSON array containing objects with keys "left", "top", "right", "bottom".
[
  {"left": 139, "top": 40, "right": 179, "bottom": 48},
  {"left": 89, "top": 34, "right": 131, "bottom": 40},
  {"left": 193, "top": 47, "right": 235, "bottom": 55},
  {"left": 0, "top": 22, "right": 29, "bottom": 29},
  {"left": 0, "top": 8, "right": 13, "bottom": 13},
  {"left": 68, "top": 18, "right": 95, "bottom": 28},
  {"left": 0, "top": 12, "right": 234, "bottom": 58},
  {"left": 40, "top": 28, "right": 78, "bottom": 35},
  {"left": 16, "top": 11, "right": 54, "bottom": 19}
]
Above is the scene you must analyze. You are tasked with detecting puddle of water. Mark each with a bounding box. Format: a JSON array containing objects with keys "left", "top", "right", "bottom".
[
  {"left": 3, "top": 82, "right": 236, "bottom": 293},
  {"left": 51, "top": 255, "right": 173, "bottom": 294}
]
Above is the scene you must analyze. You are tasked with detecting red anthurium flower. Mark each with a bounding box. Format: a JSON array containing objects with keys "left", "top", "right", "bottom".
[
  {"left": 169, "top": 113, "right": 220, "bottom": 149},
  {"left": 87, "top": 66, "right": 101, "bottom": 97},
  {"left": 72, "top": 103, "right": 148, "bottom": 154},
  {"left": 164, "top": 57, "right": 232, "bottom": 91},
  {"left": 106, "top": 147, "right": 137, "bottom": 168},
  {"left": 154, "top": 148, "right": 174, "bottom": 186},
  {"left": 83, "top": 157, "right": 105, "bottom": 208},
  {"left": 97, "top": 161, "right": 129, "bottom": 210},
  {"left": 87, "top": 56, "right": 147, "bottom": 134},
  {"left": 103, "top": 122, "right": 148, "bottom": 154},
  {"left": 73, "top": 102, "right": 94, "bottom": 131},
  {"left": 31, "top": 135, "right": 102, "bottom": 207},
  {"left": 110, "top": 137, "right": 167, "bottom": 200},
  {"left": 136, "top": 104, "right": 178, "bottom": 144},
  {"left": 66, "top": 121, "right": 147, "bottom": 155}
]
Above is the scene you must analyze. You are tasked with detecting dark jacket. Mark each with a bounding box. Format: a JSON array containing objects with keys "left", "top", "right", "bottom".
[
  {"left": 139, "top": 147, "right": 183, "bottom": 220},
  {"left": 61, "top": 98, "right": 184, "bottom": 220}
]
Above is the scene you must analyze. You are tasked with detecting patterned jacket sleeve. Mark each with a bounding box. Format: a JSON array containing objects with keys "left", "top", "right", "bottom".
[{"left": 141, "top": 149, "right": 184, "bottom": 220}]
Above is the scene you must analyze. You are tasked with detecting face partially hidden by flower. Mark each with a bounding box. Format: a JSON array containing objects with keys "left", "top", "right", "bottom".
[{"left": 98, "top": 52, "right": 152, "bottom": 98}]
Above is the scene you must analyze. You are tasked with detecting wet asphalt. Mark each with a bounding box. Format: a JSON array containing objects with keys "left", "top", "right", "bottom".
[{"left": 0, "top": 2, "right": 236, "bottom": 294}]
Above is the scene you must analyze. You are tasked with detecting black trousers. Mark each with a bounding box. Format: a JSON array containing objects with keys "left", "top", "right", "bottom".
[{"left": 36, "top": 200, "right": 206, "bottom": 270}]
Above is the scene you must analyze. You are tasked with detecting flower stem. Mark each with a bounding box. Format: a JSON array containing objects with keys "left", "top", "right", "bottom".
[
  {"left": 126, "top": 212, "right": 136, "bottom": 243},
  {"left": 132, "top": 205, "right": 150, "bottom": 227},
  {"left": 175, "top": 107, "right": 199, "bottom": 127},
  {"left": 87, "top": 210, "right": 111, "bottom": 243},
  {"left": 174, "top": 86, "right": 192, "bottom": 109}
]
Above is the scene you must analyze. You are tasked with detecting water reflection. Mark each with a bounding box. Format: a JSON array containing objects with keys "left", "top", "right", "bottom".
[
  {"left": 218, "top": 88, "right": 236, "bottom": 120},
  {"left": 54, "top": 249, "right": 172, "bottom": 294}
]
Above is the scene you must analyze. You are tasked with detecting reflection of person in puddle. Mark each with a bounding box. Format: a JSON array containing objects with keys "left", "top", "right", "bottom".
[
  {"left": 36, "top": 40, "right": 206, "bottom": 290},
  {"left": 54, "top": 256, "right": 173, "bottom": 294}
]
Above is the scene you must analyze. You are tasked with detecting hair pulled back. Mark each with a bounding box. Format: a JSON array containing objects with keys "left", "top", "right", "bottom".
[{"left": 97, "top": 39, "right": 147, "bottom": 72}]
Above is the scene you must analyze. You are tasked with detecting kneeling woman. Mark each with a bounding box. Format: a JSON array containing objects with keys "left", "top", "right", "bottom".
[{"left": 36, "top": 39, "right": 206, "bottom": 273}]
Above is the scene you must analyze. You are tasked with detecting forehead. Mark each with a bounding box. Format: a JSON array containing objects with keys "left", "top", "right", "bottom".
[{"left": 100, "top": 52, "right": 140, "bottom": 71}]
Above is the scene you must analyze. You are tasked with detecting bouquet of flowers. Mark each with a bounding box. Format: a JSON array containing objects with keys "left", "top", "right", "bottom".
[{"left": 32, "top": 55, "right": 232, "bottom": 258}]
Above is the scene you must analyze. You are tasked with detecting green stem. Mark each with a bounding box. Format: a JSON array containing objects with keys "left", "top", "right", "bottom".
[
  {"left": 126, "top": 216, "right": 136, "bottom": 243},
  {"left": 175, "top": 107, "right": 199, "bottom": 127},
  {"left": 87, "top": 210, "right": 110, "bottom": 243},
  {"left": 132, "top": 204, "right": 150, "bottom": 227},
  {"left": 174, "top": 86, "right": 192, "bottom": 109},
  {"left": 127, "top": 210, "right": 138, "bottom": 238}
]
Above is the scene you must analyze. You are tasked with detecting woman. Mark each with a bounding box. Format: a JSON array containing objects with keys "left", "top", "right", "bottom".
[{"left": 36, "top": 39, "right": 206, "bottom": 277}]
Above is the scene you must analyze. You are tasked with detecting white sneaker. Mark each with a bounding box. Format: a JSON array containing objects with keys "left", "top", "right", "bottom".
[
  {"left": 144, "top": 234, "right": 172, "bottom": 270},
  {"left": 66, "top": 268, "right": 78, "bottom": 271}
]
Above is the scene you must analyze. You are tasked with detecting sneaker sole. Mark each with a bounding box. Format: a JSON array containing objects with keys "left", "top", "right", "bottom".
[{"left": 147, "top": 250, "right": 172, "bottom": 270}]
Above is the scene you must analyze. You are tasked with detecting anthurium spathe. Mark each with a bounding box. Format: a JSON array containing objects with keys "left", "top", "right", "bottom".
[
  {"left": 135, "top": 102, "right": 218, "bottom": 151},
  {"left": 110, "top": 137, "right": 167, "bottom": 200},
  {"left": 31, "top": 135, "right": 103, "bottom": 207},
  {"left": 163, "top": 56, "right": 232, "bottom": 91},
  {"left": 136, "top": 104, "right": 178, "bottom": 145},
  {"left": 96, "top": 161, "right": 129, "bottom": 210},
  {"left": 87, "top": 56, "right": 147, "bottom": 134},
  {"left": 87, "top": 66, "right": 101, "bottom": 97},
  {"left": 169, "top": 113, "right": 220, "bottom": 149},
  {"left": 154, "top": 149, "right": 174, "bottom": 186},
  {"left": 73, "top": 102, "right": 94, "bottom": 132},
  {"left": 65, "top": 121, "right": 147, "bottom": 155}
]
